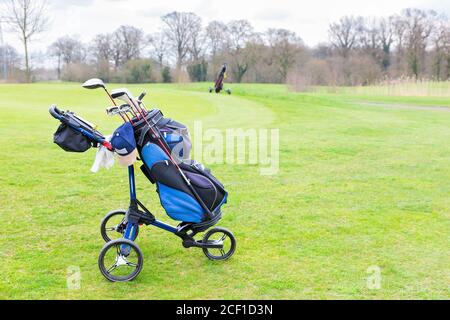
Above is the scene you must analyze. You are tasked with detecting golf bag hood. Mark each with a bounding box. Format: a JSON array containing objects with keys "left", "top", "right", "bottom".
[{"left": 133, "top": 109, "right": 192, "bottom": 162}]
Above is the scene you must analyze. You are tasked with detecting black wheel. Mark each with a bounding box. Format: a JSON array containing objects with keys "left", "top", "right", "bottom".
[
  {"left": 226, "top": 89, "right": 232, "bottom": 95},
  {"left": 100, "top": 210, "right": 139, "bottom": 242},
  {"left": 209, "top": 87, "right": 213, "bottom": 93},
  {"left": 98, "top": 239, "right": 143, "bottom": 282},
  {"left": 202, "top": 227, "right": 236, "bottom": 261}
]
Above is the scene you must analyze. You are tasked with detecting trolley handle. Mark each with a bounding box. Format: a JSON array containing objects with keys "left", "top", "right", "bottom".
[
  {"left": 49, "top": 105, "right": 113, "bottom": 151},
  {"left": 49, "top": 105, "right": 63, "bottom": 120}
]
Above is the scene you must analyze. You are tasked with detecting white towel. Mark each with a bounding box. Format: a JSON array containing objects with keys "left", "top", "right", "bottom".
[{"left": 91, "top": 135, "right": 115, "bottom": 173}]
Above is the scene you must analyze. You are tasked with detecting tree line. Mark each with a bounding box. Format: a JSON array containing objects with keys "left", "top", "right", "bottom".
[{"left": 0, "top": 0, "right": 449, "bottom": 86}]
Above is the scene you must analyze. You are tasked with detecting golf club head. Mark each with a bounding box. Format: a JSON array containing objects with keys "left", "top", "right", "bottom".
[
  {"left": 111, "top": 88, "right": 134, "bottom": 101},
  {"left": 106, "top": 106, "right": 120, "bottom": 116},
  {"left": 119, "top": 104, "right": 132, "bottom": 113},
  {"left": 111, "top": 88, "right": 140, "bottom": 112},
  {"left": 82, "top": 78, "right": 106, "bottom": 90}
]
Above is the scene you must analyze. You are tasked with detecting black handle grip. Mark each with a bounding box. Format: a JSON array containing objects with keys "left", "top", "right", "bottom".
[
  {"left": 49, "top": 105, "right": 63, "bottom": 120},
  {"left": 138, "top": 92, "right": 146, "bottom": 101}
]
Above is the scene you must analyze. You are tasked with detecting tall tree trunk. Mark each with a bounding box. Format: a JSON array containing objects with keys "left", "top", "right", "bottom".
[
  {"left": 57, "top": 55, "right": 61, "bottom": 80},
  {"left": 23, "top": 36, "right": 31, "bottom": 82},
  {"left": 446, "top": 56, "right": 450, "bottom": 80},
  {"left": 382, "top": 45, "right": 391, "bottom": 72},
  {"left": 235, "top": 64, "right": 248, "bottom": 83}
]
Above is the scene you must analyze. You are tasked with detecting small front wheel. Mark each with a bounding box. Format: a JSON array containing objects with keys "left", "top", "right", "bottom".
[
  {"left": 98, "top": 239, "right": 143, "bottom": 282},
  {"left": 100, "top": 210, "right": 139, "bottom": 242},
  {"left": 202, "top": 227, "right": 236, "bottom": 261}
]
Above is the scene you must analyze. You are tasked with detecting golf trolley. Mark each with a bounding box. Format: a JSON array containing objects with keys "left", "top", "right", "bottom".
[
  {"left": 209, "top": 63, "right": 231, "bottom": 95},
  {"left": 49, "top": 79, "right": 236, "bottom": 282}
]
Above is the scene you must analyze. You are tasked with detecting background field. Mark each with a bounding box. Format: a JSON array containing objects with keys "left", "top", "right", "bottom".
[{"left": 0, "top": 82, "right": 449, "bottom": 299}]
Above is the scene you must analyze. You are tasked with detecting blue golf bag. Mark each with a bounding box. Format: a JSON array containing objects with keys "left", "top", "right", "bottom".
[{"left": 133, "top": 109, "right": 228, "bottom": 224}]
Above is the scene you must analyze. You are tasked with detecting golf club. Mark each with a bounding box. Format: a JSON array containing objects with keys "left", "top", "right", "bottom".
[
  {"left": 119, "top": 104, "right": 136, "bottom": 118},
  {"left": 82, "top": 79, "right": 137, "bottom": 123},
  {"left": 110, "top": 105, "right": 130, "bottom": 123},
  {"left": 111, "top": 88, "right": 147, "bottom": 118},
  {"left": 106, "top": 105, "right": 136, "bottom": 123},
  {"left": 137, "top": 92, "right": 149, "bottom": 112},
  {"left": 82, "top": 78, "right": 118, "bottom": 107}
]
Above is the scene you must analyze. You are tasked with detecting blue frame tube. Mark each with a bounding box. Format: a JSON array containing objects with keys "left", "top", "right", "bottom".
[
  {"left": 128, "top": 165, "right": 136, "bottom": 200},
  {"left": 124, "top": 223, "right": 138, "bottom": 241},
  {"left": 122, "top": 165, "right": 138, "bottom": 247},
  {"left": 150, "top": 220, "right": 178, "bottom": 233}
]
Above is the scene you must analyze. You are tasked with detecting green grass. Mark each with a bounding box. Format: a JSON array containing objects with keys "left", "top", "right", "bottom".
[{"left": 0, "top": 82, "right": 449, "bottom": 299}]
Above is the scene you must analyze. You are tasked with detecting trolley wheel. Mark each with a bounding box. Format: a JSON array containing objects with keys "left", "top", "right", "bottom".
[
  {"left": 202, "top": 227, "right": 236, "bottom": 261},
  {"left": 209, "top": 87, "right": 213, "bottom": 93},
  {"left": 98, "top": 239, "right": 143, "bottom": 282},
  {"left": 100, "top": 210, "right": 139, "bottom": 242},
  {"left": 226, "top": 89, "right": 232, "bottom": 95}
]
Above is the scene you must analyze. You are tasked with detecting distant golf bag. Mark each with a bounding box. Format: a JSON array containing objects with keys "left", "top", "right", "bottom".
[
  {"left": 210, "top": 63, "right": 231, "bottom": 94},
  {"left": 133, "top": 109, "right": 228, "bottom": 223}
]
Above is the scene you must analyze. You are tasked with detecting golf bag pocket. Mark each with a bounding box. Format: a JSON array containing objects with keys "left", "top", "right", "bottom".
[
  {"left": 150, "top": 160, "right": 227, "bottom": 223},
  {"left": 53, "top": 123, "right": 92, "bottom": 153},
  {"left": 181, "top": 161, "right": 227, "bottom": 212},
  {"left": 157, "top": 183, "right": 204, "bottom": 223},
  {"left": 161, "top": 121, "right": 191, "bottom": 161},
  {"left": 162, "top": 132, "right": 187, "bottom": 159},
  {"left": 151, "top": 161, "right": 205, "bottom": 223}
]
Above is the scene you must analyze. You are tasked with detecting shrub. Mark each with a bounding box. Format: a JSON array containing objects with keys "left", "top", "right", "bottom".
[
  {"left": 122, "top": 59, "right": 154, "bottom": 83},
  {"left": 187, "top": 61, "right": 208, "bottom": 82},
  {"left": 162, "top": 66, "right": 172, "bottom": 83}
]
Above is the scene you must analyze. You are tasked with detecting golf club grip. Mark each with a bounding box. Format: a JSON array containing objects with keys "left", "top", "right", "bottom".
[{"left": 138, "top": 92, "right": 146, "bottom": 101}]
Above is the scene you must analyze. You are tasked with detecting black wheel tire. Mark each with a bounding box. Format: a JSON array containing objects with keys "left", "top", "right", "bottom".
[
  {"left": 209, "top": 88, "right": 213, "bottom": 93},
  {"left": 226, "top": 89, "right": 232, "bottom": 95},
  {"left": 100, "top": 210, "right": 139, "bottom": 242},
  {"left": 98, "top": 239, "right": 144, "bottom": 282},
  {"left": 202, "top": 227, "right": 236, "bottom": 261}
]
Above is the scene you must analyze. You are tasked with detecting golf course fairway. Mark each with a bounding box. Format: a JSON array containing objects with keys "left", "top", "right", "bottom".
[{"left": 0, "top": 82, "right": 449, "bottom": 299}]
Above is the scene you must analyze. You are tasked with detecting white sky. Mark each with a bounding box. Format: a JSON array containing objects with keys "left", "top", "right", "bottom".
[{"left": 1, "top": 0, "right": 449, "bottom": 55}]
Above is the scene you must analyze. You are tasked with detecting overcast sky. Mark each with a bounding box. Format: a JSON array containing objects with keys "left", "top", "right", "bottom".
[{"left": 2, "top": 0, "right": 449, "bottom": 54}]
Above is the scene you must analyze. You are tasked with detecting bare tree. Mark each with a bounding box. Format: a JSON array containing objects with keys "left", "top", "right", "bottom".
[
  {"left": 0, "top": 44, "right": 19, "bottom": 79},
  {"left": 266, "top": 28, "right": 304, "bottom": 82},
  {"left": 357, "top": 17, "right": 396, "bottom": 72},
  {"left": 205, "top": 21, "right": 228, "bottom": 57},
  {"left": 328, "top": 16, "right": 363, "bottom": 57},
  {"left": 226, "top": 20, "right": 255, "bottom": 82},
  {"left": 2, "top": 0, "right": 49, "bottom": 82},
  {"left": 90, "top": 33, "right": 114, "bottom": 80},
  {"left": 227, "top": 20, "right": 254, "bottom": 50},
  {"left": 358, "top": 17, "right": 381, "bottom": 59},
  {"left": 161, "top": 11, "right": 202, "bottom": 69},
  {"left": 189, "top": 22, "right": 204, "bottom": 62},
  {"left": 147, "top": 32, "right": 168, "bottom": 67},
  {"left": 444, "top": 23, "right": 450, "bottom": 79},
  {"left": 378, "top": 16, "right": 396, "bottom": 71},
  {"left": 401, "top": 8, "right": 437, "bottom": 78},
  {"left": 91, "top": 33, "right": 113, "bottom": 62},
  {"left": 431, "top": 16, "right": 450, "bottom": 80},
  {"left": 49, "top": 36, "right": 85, "bottom": 79},
  {"left": 112, "top": 25, "right": 144, "bottom": 69}
]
